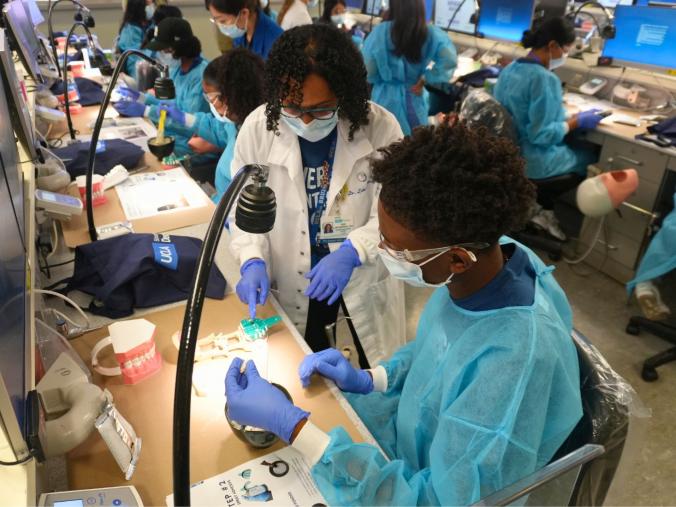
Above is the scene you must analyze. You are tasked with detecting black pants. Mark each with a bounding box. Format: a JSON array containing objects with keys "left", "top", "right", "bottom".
[
  {"left": 304, "top": 297, "right": 340, "bottom": 352},
  {"left": 534, "top": 174, "right": 584, "bottom": 210}
]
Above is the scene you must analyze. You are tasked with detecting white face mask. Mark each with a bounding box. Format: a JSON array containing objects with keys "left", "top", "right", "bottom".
[
  {"left": 548, "top": 46, "right": 568, "bottom": 71},
  {"left": 378, "top": 247, "right": 456, "bottom": 288},
  {"left": 218, "top": 12, "right": 247, "bottom": 39},
  {"left": 260, "top": 0, "right": 269, "bottom": 8},
  {"left": 209, "top": 102, "right": 234, "bottom": 124},
  {"left": 145, "top": 3, "right": 155, "bottom": 20},
  {"left": 157, "top": 51, "right": 179, "bottom": 69},
  {"left": 331, "top": 14, "right": 345, "bottom": 25},
  {"left": 281, "top": 115, "right": 339, "bottom": 142}
]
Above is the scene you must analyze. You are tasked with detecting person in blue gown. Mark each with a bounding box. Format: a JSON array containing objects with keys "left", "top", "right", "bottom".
[
  {"left": 494, "top": 17, "right": 605, "bottom": 240},
  {"left": 117, "top": 0, "right": 155, "bottom": 80},
  {"left": 207, "top": 0, "right": 283, "bottom": 60},
  {"left": 362, "top": 0, "right": 457, "bottom": 135},
  {"left": 158, "top": 48, "right": 266, "bottom": 201},
  {"left": 627, "top": 192, "right": 676, "bottom": 320},
  {"left": 224, "top": 122, "right": 583, "bottom": 506}
]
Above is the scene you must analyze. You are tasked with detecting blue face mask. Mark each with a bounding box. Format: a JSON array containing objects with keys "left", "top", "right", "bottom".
[
  {"left": 281, "top": 115, "right": 339, "bottom": 142},
  {"left": 209, "top": 102, "right": 234, "bottom": 124},
  {"left": 145, "top": 3, "right": 155, "bottom": 20},
  {"left": 218, "top": 12, "right": 247, "bottom": 39},
  {"left": 157, "top": 51, "right": 179, "bottom": 69}
]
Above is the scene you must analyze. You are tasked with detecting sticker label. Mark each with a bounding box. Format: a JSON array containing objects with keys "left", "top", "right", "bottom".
[{"left": 152, "top": 234, "right": 178, "bottom": 270}]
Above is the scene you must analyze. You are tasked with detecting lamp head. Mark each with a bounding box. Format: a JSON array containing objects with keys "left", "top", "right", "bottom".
[
  {"left": 74, "top": 8, "right": 95, "bottom": 28},
  {"left": 154, "top": 66, "right": 175, "bottom": 100},
  {"left": 235, "top": 165, "right": 276, "bottom": 234}
]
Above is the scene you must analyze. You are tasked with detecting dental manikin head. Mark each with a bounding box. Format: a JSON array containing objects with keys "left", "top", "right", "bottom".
[{"left": 372, "top": 122, "right": 536, "bottom": 299}]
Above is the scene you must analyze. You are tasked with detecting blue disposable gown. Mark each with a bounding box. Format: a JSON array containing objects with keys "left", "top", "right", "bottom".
[
  {"left": 117, "top": 23, "right": 146, "bottom": 80},
  {"left": 627, "top": 192, "right": 676, "bottom": 294},
  {"left": 233, "top": 8, "right": 283, "bottom": 60},
  {"left": 362, "top": 23, "right": 457, "bottom": 136},
  {"left": 494, "top": 60, "right": 596, "bottom": 180},
  {"left": 311, "top": 239, "right": 582, "bottom": 506},
  {"left": 146, "top": 58, "right": 215, "bottom": 162}
]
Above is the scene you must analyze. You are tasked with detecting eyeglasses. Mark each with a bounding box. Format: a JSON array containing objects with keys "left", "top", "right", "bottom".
[
  {"left": 280, "top": 105, "right": 339, "bottom": 120},
  {"left": 379, "top": 233, "right": 488, "bottom": 263},
  {"left": 203, "top": 91, "right": 222, "bottom": 104}
]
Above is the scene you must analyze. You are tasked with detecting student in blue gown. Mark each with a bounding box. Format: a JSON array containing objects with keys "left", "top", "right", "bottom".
[
  {"left": 362, "top": 0, "right": 457, "bottom": 135},
  {"left": 224, "top": 122, "right": 582, "bottom": 506},
  {"left": 117, "top": 0, "right": 156, "bottom": 80}
]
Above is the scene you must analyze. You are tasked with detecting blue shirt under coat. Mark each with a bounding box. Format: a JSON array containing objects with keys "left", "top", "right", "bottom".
[
  {"left": 233, "top": 9, "right": 283, "bottom": 60},
  {"left": 362, "top": 22, "right": 457, "bottom": 135}
]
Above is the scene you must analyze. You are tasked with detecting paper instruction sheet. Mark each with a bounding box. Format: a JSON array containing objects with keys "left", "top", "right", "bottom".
[
  {"left": 166, "top": 446, "right": 328, "bottom": 506},
  {"left": 116, "top": 168, "right": 208, "bottom": 221}
]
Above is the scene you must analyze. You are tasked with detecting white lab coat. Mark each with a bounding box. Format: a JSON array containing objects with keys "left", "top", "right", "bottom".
[
  {"left": 280, "top": 0, "right": 313, "bottom": 30},
  {"left": 229, "top": 102, "right": 407, "bottom": 366}
]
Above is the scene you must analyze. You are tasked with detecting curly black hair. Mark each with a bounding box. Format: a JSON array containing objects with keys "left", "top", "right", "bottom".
[
  {"left": 204, "top": 48, "right": 265, "bottom": 125},
  {"left": 372, "top": 122, "right": 536, "bottom": 246},
  {"left": 264, "top": 24, "right": 370, "bottom": 141}
]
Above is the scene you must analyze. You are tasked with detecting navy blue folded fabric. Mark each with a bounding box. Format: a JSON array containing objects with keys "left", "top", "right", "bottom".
[
  {"left": 53, "top": 139, "right": 144, "bottom": 178},
  {"left": 50, "top": 77, "right": 105, "bottom": 106}
]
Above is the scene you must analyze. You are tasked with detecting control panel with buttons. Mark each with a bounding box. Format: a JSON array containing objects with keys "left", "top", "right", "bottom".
[{"left": 38, "top": 486, "right": 143, "bottom": 507}]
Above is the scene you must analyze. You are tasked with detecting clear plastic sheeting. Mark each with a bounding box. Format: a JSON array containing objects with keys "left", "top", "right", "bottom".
[
  {"left": 459, "top": 88, "right": 518, "bottom": 143},
  {"left": 547, "top": 330, "right": 649, "bottom": 506}
]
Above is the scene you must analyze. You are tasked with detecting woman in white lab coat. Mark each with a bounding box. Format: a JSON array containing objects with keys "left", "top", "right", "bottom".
[
  {"left": 229, "top": 25, "right": 406, "bottom": 366},
  {"left": 277, "top": 0, "right": 314, "bottom": 30}
]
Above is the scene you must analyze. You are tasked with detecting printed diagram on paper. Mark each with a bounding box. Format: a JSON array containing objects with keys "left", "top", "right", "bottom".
[
  {"left": 166, "top": 446, "right": 328, "bottom": 506},
  {"left": 116, "top": 168, "right": 208, "bottom": 221}
]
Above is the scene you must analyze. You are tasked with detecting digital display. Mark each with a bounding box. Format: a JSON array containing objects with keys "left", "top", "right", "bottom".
[
  {"left": 434, "top": 0, "right": 477, "bottom": 34},
  {"left": 54, "top": 501, "right": 85, "bottom": 507},
  {"left": 477, "top": 0, "right": 536, "bottom": 42},
  {"left": 345, "top": 0, "right": 364, "bottom": 8},
  {"left": 365, "top": 0, "right": 434, "bottom": 20},
  {"left": 602, "top": 5, "right": 676, "bottom": 71}
]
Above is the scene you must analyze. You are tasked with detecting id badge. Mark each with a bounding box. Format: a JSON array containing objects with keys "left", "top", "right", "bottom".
[{"left": 318, "top": 214, "right": 354, "bottom": 244}]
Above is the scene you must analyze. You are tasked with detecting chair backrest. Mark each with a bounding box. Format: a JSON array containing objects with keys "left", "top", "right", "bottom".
[
  {"left": 472, "top": 330, "right": 632, "bottom": 506},
  {"left": 459, "top": 89, "right": 518, "bottom": 144}
]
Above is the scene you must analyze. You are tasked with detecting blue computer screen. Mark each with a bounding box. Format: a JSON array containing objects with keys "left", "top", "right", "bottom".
[
  {"left": 435, "top": 0, "right": 476, "bottom": 33},
  {"left": 477, "top": 0, "right": 536, "bottom": 42},
  {"left": 345, "top": 0, "right": 364, "bottom": 9},
  {"left": 602, "top": 5, "right": 676, "bottom": 70}
]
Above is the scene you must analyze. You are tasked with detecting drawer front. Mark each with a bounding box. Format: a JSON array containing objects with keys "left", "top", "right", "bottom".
[
  {"left": 602, "top": 206, "right": 652, "bottom": 243},
  {"left": 578, "top": 219, "right": 644, "bottom": 270},
  {"left": 598, "top": 138, "right": 668, "bottom": 185}
]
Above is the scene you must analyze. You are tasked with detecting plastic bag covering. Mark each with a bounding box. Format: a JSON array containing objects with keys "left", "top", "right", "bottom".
[
  {"left": 551, "top": 330, "right": 650, "bottom": 506},
  {"left": 459, "top": 89, "right": 518, "bottom": 143},
  {"left": 35, "top": 318, "right": 91, "bottom": 385}
]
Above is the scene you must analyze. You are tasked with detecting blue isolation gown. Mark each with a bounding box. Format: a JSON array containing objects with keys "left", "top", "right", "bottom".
[
  {"left": 310, "top": 240, "right": 582, "bottom": 506},
  {"left": 117, "top": 23, "right": 145, "bottom": 80},
  {"left": 233, "top": 8, "right": 283, "bottom": 60},
  {"left": 362, "top": 22, "right": 457, "bottom": 135},
  {"left": 494, "top": 59, "right": 597, "bottom": 180},
  {"left": 627, "top": 192, "right": 676, "bottom": 294}
]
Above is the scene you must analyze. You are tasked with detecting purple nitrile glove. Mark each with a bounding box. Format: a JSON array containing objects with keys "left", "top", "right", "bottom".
[
  {"left": 576, "top": 108, "right": 603, "bottom": 130},
  {"left": 235, "top": 259, "right": 269, "bottom": 320},
  {"left": 117, "top": 85, "right": 142, "bottom": 102},
  {"left": 113, "top": 100, "right": 146, "bottom": 117},
  {"left": 225, "top": 358, "right": 309, "bottom": 443},
  {"left": 304, "top": 240, "right": 361, "bottom": 305},
  {"left": 159, "top": 104, "right": 186, "bottom": 126},
  {"left": 298, "top": 348, "right": 373, "bottom": 394}
]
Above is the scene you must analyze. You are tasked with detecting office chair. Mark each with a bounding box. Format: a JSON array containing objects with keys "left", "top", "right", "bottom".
[
  {"left": 476, "top": 330, "right": 631, "bottom": 506},
  {"left": 458, "top": 90, "right": 568, "bottom": 260},
  {"left": 626, "top": 317, "right": 676, "bottom": 382}
]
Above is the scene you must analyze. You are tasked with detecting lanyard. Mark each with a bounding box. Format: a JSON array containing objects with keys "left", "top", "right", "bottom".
[{"left": 310, "top": 132, "right": 338, "bottom": 243}]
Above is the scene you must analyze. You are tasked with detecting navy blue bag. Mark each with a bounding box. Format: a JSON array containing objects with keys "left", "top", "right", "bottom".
[
  {"left": 53, "top": 139, "right": 145, "bottom": 178},
  {"left": 64, "top": 233, "right": 227, "bottom": 318},
  {"left": 50, "top": 77, "right": 106, "bottom": 106}
]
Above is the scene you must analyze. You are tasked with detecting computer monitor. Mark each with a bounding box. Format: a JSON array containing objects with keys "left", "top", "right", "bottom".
[
  {"left": 434, "top": 0, "right": 477, "bottom": 34},
  {"left": 2, "top": 0, "right": 43, "bottom": 82},
  {"left": 477, "top": 0, "right": 537, "bottom": 42},
  {"left": 364, "top": 0, "right": 434, "bottom": 20},
  {"left": 601, "top": 5, "right": 676, "bottom": 72},
  {"left": 345, "top": 0, "right": 364, "bottom": 9},
  {"left": 0, "top": 52, "right": 29, "bottom": 458},
  {"left": 22, "top": 0, "right": 44, "bottom": 26},
  {"left": 0, "top": 30, "right": 39, "bottom": 162},
  {"left": 589, "top": 0, "right": 634, "bottom": 6}
]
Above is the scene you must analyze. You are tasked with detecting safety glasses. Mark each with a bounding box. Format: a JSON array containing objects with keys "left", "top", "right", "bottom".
[
  {"left": 203, "top": 91, "right": 222, "bottom": 105},
  {"left": 379, "top": 233, "right": 488, "bottom": 263},
  {"left": 280, "top": 105, "right": 339, "bottom": 120}
]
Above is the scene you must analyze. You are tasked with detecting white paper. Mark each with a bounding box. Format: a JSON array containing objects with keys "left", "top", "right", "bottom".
[
  {"left": 116, "top": 168, "right": 207, "bottom": 220},
  {"left": 166, "top": 447, "right": 328, "bottom": 507}
]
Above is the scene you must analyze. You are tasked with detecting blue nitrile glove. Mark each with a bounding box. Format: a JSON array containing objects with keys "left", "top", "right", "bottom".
[
  {"left": 226, "top": 358, "right": 309, "bottom": 443},
  {"left": 576, "top": 108, "right": 603, "bottom": 130},
  {"left": 304, "top": 240, "right": 361, "bottom": 305},
  {"left": 159, "top": 104, "right": 186, "bottom": 126},
  {"left": 236, "top": 259, "right": 269, "bottom": 320},
  {"left": 298, "top": 348, "right": 373, "bottom": 394},
  {"left": 117, "top": 85, "right": 142, "bottom": 102},
  {"left": 113, "top": 100, "right": 146, "bottom": 117}
]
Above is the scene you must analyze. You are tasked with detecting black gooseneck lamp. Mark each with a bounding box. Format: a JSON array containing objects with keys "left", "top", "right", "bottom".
[
  {"left": 47, "top": 0, "right": 94, "bottom": 78},
  {"left": 172, "top": 165, "right": 277, "bottom": 506},
  {"left": 61, "top": 21, "right": 96, "bottom": 141},
  {"left": 84, "top": 49, "right": 175, "bottom": 242},
  {"left": 569, "top": 1, "right": 616, "bottom": 40}
]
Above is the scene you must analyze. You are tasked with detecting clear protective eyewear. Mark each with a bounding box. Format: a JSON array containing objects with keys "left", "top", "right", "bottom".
[
  {"left": 280, "top": 105, "right": 339, "bottom": 120},
  {"left": 203, "top": 91, "right": 222, "bottom": 105},
  {"left": 378, "top": 233, "right": 488, "bottom": 263}
]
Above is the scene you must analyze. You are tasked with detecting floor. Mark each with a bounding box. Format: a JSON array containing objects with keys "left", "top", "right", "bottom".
[{"left": 401, "top": 252, "right": 676, "bottom": 506}]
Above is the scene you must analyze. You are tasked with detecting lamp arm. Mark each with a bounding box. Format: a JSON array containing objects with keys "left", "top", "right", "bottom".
[
  {"left": 63, "top": 21, "right": 95, "bottom": 141},
  {"left": 47, "top": 0, "right": 89, "bottom": 78},
  {"left": 172, "top": 164, "right": 267, "bottom": 506},
  {"left": 84, "top": 49, "right": 166, "bottom": 242}
]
